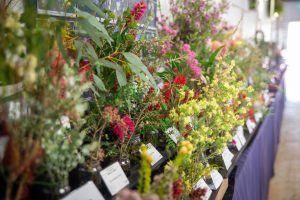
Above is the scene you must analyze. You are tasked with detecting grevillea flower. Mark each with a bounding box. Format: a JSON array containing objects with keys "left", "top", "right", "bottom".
[
  {"left": 131, "top": 1, "right": 147, "bottom": 22},
  {"left": 173, "top": 74, "right": 187, "bottom": 85}
]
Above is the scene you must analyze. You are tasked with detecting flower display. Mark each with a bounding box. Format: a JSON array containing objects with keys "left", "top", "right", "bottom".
[{"left": 0, "top": 0, "right": 276, "bottom": 199}]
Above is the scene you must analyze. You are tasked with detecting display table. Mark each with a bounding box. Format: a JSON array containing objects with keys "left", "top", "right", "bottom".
[{"left": 232, "top": 80, "right": 285, "bottom": 200}]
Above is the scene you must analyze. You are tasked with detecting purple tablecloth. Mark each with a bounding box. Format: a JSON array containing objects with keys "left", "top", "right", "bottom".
[{"left": 232, "top": 80, "right": 285, "bottom": 200}]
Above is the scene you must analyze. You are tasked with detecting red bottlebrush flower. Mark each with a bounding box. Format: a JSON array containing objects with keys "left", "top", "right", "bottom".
[
  {"left": 248, "top": 108, "right": 256, "bottom": 123},
  {"left": 58, "top": 77, "right": 66, "bottom": 99},
  {"left": 164, "top": 89, "right": 172, "bottom": 102},
  {"left": 173, "top": 74, "right": 187, "bottom": 85},
  {"left": 162, "top": 82, "right": 172, "bottom": 102},
  {"left": 148, "top": 104, "right": 153, "bottom": 111},
  {"left": 131, "top": 1, "right": 147, "bottom": 22},
  {"left": 48, "top": 48, "right": 66, "bottom": 77},
  {"left": 122, "top": 115, "right": 135, "bottom": 135},
  {"left": 79, "top": 59, "right": 93, "bottom": 84},
  {"left": 112, "top": 123, "right": 125, "bottom": 140},
  {"left": 154, "top": 103, "right": 161, "bottom": 109},
  {"left": 173, "top": 179, "right": 183, "bottom": 200}
]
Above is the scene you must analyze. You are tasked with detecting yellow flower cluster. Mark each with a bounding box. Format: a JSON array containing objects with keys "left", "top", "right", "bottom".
[
  {"left": 179, "top": 141, "right": 194, "bottom": 155},
  {"left": 140, "top": 144, "right": 153, "bottom": 164}
]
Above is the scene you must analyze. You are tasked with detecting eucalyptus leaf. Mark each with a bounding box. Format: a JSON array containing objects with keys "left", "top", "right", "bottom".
[
  {"left": 116, "top": 71, "right": 127, "bottom": 86},
  {"left": 75, "top": 0, "right": 106, "bottom": 18},
  {"left": 122, "top": 52, "right": 157, "bottom": 89},
  {"left": 98, "top": 59, "right": 127, "bottom": 86},
  {"left": 92, "top": 74, "right": 107, "bottom": 92},
  {"left": 76, "top": 8, "right": 112, "bottom": 43},
  {"left": 85, "top": 43, "right": 98, "bottom": 62},
  {"left": 74, "top": 40, "right": 83, "bottom": 66},
  {"left": 90, "top": 85, "right": 101, "bottom": 97},
  {"left": 56, "top": 33, "right": 70, "bottom": 65}
]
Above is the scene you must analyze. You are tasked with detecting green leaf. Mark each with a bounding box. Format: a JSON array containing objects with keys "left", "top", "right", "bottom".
[
  {"left": 56, "top": 33, "right": 70, "bottom": 65},
  {"left": 75, "top": 8, "right": 112, "bottom": 43},
  {"left": 85, "top": 43, "right": 98, "bottom": 62},
  {"left": 76, "top": 0, "right": 106, "bottom": 18},
  {"left": 202, "top": 45, "right": 224, "bottom": 66},
  {"left": 128, "top": 63, "right": 151, "bottom": 86},
  {"left": 116, "top": 71, "right": 127, "bottom": 86},
  {"left": 77, "top": 19, "right": 102, "bottom": 47},
  {"left": 98, "top": 59, "right": 127, "bottom": 86},
  {"left": 157, "top": 71, "right": 174, "bottom": 81},
  {"left": 90, "top": 85, "right": 101, "bottom": 97},
  {"left": 92, "top": 74, "right": 107, "bottom": 92},
  {"left": 74, "top": 40, "right": 83, "bottom": 66},
  {"left": 122, "top": 52, "right": 157, "bottom": 89}
]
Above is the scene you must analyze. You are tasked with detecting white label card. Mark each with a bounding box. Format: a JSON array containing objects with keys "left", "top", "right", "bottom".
[
  {"left": 222, "top": 147, "right": 234, "bottom": 170},
  {"left": 0, "top": 137, "right": 9, "bottom": 162},
  {"left": 255, "top": 112, "right": 263, "bottom": 122},
  {"left": 146, "top": 143, "right": 163, "bottom": 166},
  {"left": 263, "top": 90, "right": 270, "bottom": 105},
  {"left": 195, "top": 179, "right": 212, "bottom": 200},
  {"left": 61, "top": 181, "right": 105, "bottom": 200},
  {"left": 210, "top": 170, "right": 223, "bottom": 190},
  {"left": 236, "top": 126, "right": 246, "bottom": 145},
  {"left": 166, "top": 127, "right": 181, "bottom": 144},
  {"left": 100, "top": 162, "right": 129, "bottom": 196},
  {"left": 61, "top": 116, "right": 71, "bottom": 129},
  {"left": 246, "top": 119, "right": 256, "bottom": 134},
  {"left": 233, "top": 134, "right": 242, "bottom": 151}
]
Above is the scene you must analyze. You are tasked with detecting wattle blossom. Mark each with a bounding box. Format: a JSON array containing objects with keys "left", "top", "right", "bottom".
[
  {"left": 174, "top": 74, "right": 187, "bottom": 85},
  {"left": 131, "top": 1, "right": 147, "bottom": 22}
]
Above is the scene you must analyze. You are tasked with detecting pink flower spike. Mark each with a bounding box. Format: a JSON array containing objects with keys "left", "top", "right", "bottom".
[
  {"left": 131, "top": 1, "right": 147, "bottom": 22},
  {"left": 181, "top": 44, "right": 191, "bottom": 52},
  {"left": 191, "top": 66, "right": 201, "bottom": 77},
  {"left": 188, "top": 51, "right": 196, "bottom": 58},
  {"left": 122, "top": 115, "right": 135, "bottom": 135}
]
